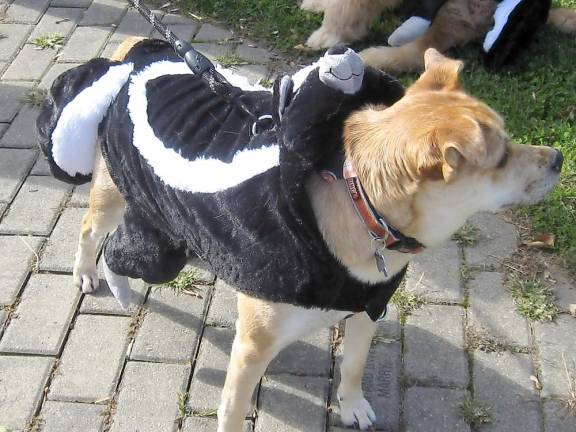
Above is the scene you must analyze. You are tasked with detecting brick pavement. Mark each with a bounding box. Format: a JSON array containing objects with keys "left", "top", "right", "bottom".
[{"left": 0, "top": 1, "right": 575, "bottom": 431}]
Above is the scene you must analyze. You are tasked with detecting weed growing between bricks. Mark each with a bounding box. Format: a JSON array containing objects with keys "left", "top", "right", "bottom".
[
  {"left": 162, "top": 268, "right": 206, "bottom": 298},
  {"left": 558, "top": 353, "right": 576, "bottom": 417},
  {"left": 21, "top": 88, "right": 47, "bottom": 107},
  {"left": 465, "top": 325, "right": 531, "bottom": 354},
  {"left": 390, "top": 287, "right": 424, "bottom": 324},
  {"left": 32, "top": 33, "right": 65, "bottom": 50},
  {"left": 507, "top": 273, "right": 559, "bottom": 322},
  {"left": 458, "top": 396, "right": 492, "bottom": 427},
  {"left": 452, "top": 223, "right": 481, "bottom": 247},
  {"left": 216, "top": 53, "right": 249, "bottom": 68}
]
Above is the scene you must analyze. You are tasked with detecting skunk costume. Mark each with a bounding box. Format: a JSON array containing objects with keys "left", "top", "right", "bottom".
[
  {"left": 37, "top": 40, "right": 412, "bottom": 321},
  {"left": 389, "top": 0, "right": 551, "bottom": 68}
]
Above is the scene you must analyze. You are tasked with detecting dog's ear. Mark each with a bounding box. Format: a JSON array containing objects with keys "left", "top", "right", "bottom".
[
  {"left": 433, "top": 116, "right": 488, "bottom": 181},
  {"left": 408, "top": 48, "right": 464, "bottom": 93}
]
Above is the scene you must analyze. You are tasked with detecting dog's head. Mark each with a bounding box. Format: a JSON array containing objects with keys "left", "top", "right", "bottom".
[{"left": 344, "top": 49, "right": 562, "bottom": 246}]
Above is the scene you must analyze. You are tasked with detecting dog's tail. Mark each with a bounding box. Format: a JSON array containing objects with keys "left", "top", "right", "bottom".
[
  {"left": 548, "top": 8, "right": 576, "bottom": 34},
  {"left": 36, "top": 58, "right": 134, "bottom": 184}
]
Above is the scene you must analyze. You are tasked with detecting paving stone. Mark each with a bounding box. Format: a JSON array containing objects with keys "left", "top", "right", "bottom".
[
  {"left": 534, "top": 314, "right": 576, "bottom": 398},
  {"left": 5, "top": 0, "right": 50, "bottom": 24},
  {"left": 192, "top": 41, "right": 234, "bottom": 62},
  {"left": 330, "top": 342, "right": 401, "bottom": 431},
  {"left": 0, "top": 23, "right": 32, "bottom": 60},
  {"left": 28, "top": 6, "right": 82, "bottom": 41},
  {"left": 469, "top": 271, "right": 530, "bottom": 347},
  {"left": 206, "top": 278, "right": 238, "bottom": 327},
  {"left": 547, "top": 262, "right": 576, "bottom": 313},
  {"left": 0, "top": 355, "right": 53, "bottom": 430},
  {"left": 31, "top": 153, "right": 51, "bottom": 175},
  {"left": 187, "top": 326, "right": 258, "bottom": 413},
  {"left": 151, "top": 23, "right": 197, "bottom": 43},
  {"left": 80, "top": 269, "right": 149, "bottom": 316},
  {"left": 0, "top": 201, "right": 6, "bottom": 220},
  {"left": 0, "top": 235, "right": 42, "bottom": 304},
  {"left": 474, "top": 351, "right": 542, "bottom": 432},
  {"left": 162, "top": 13, "right": 198, "bottom": 26},
  {"left": 49, "top": 314, "right": 131, "bottom": 402},
  {"left": 0, "top": 307, "right": 7, "bottom": 329},
  {"left": 0, "top": 105, "right": 40, "bottom": 148},
  {"left": 0, "top": 273, "right": 80, "bottom": 355},
  {"left": 236, "top": 64, "right": 269, "bottom": 86},
  {"left": 59, "top": 25, "right": 112, "bottom": 61},
  {"left": 106, "top": 8, "right": 153, "bottom": 43},
  {"left": 268, "top": 327, "right": 332, "bottom": 377},
  {"left": 406, "top": 240, "right": 462, "bottom": 303},
  {"left": 543, "top": 401, "right": 576, "bottom": 432},
  {"left": 256, "top": 374, "right": 329, "bottom": 432},
  {"left": 81, "top": 0, "right": 126, "bottom": 26},
  {"left": 40, "top": 61, "right": 79, "bottom": 88},
  {"left": 236, "top": 43, "right": 273, "bottom": 64},
  {"left": 182, "top": 417, "right": 253, "bottom": 432},
  {"left": 464, "top": 212, "right": 518, "bottom": 267},
  {"left": 109, "top": 362, "right": 189, "bottom": 432},
  {"left": 69, "top": 182, "right": 90, "bottom": 207},
  {"left": 0, "top": 122, "right": 8, "bottom": 139},
  {"left": 39, "top": 207, "right": 85, "bottom": 272},
  {"left": 194, "top": 23, "right": 233, "bottom": 41},
  {"left": 404, "top": 305, "right": 468, "bottom": 388},
  {"left": 40, "top": 400, "right": 104, "bottom": 432},
  {"left": 0, "top": 175, "right": 71, "bottom": 235},
  {"left": 51, "top": 0, "right": 93, "bottom": 7},
  {"left": 0, "top": 80, "right": 33, "bottom": 122},
  {"left": 130, "top": 285, "right": 207, "bottom": 362},
  {"left": 404, "top": 386, "right": 470, "bottom": 432},
  {"left": 0, "top": 148, "right": 36, "bottom": 201},
  {"left": 3, "top": 43, "right": 57, "bottom": 80}
]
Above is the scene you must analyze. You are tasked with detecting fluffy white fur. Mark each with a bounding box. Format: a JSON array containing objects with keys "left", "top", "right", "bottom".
[
  {"left": 128, "top": 60, "right": 280, "bottom": 193},
  {"left": 483, "top": 0, "right": 522, "bottom": 52},
  {"left": 51, "top": 63, "right": 135, "bottom": 177}
]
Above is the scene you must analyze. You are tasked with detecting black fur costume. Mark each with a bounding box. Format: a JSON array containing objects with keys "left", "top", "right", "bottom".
[{"left": 38, "top": 40, "right": 408, "bottom": 320}]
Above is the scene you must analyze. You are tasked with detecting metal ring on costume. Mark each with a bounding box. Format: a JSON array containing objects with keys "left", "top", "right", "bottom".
[{"left": 251, "top": 114, "right": 274, "bottom": 136}]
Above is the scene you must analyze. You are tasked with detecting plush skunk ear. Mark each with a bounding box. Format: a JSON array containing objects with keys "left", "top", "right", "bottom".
[
  {"left": 37, "top": 58, "right": 133, "bottom": 184},
  {"left": 483, "top": 0, "right": 551, "bottom": 69},
  {"left": 407, "top": 48, "right": 464, "bottom": 93}
]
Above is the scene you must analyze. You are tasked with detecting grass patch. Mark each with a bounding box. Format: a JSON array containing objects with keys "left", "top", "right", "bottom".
[
  {"left": 177, "top": 392, "right": 191, "bottom": 419},
  {"left": 390, "top": 288, "right": 424, "bottom": 323},
  {"left": 163, "top": 269, "right": 204, "bottom": 298},
  {"left": 507, "top": 273, "right": 559, "bottom": 322},
  {"left": 466, "top": 325, "right": 530, "bottom": 354},
  {"left": 458, "top": 397, "right": 492, "bottom": 427},
  {"left": 32, "top": 33, "right": 65, "bottom": 50},
  {"left": 452, "top": 223, "right": 480, "bottom": 247},
  {"left": 179, "top": 0, "right": 322, "bottom": 51},
  {"left": 22, "top": 88, "right": 47, "bottom": 107},
  {"left": 216, "top": 53, "right": 249, "bottom": 68}
]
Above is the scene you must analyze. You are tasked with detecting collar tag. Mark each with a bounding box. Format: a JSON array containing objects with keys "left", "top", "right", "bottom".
[{"left": 374, "top": 247, "right": 388, "bottom": 276}]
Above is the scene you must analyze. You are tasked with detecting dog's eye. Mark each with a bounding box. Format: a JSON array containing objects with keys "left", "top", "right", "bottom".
[{"left": 497, "top": 147, "right": 509, "bottom": 168}]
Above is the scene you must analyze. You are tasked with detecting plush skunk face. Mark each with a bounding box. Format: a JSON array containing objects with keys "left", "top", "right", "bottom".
[{"left": 343, "top": 49, "right": 561, "bottom": 246}]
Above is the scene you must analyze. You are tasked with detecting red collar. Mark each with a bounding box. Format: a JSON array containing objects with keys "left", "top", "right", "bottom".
[{"left": 321, "top": 159, "right": 424, "bottom": 255}]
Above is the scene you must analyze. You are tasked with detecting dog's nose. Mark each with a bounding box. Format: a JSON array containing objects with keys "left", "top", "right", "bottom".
[{"left": 550, "top": 149, "right": 564, "bottom": 173}]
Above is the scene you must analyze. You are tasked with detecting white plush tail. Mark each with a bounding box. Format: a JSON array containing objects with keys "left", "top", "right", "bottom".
[
  {"left": 548, "top": 8, "right": 576, "bottom": 34},
  {"left": 51, "top": 63, "right": 134, "bottom": 179}
]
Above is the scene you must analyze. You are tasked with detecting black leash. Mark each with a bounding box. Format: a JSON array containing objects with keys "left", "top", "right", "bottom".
[{"left": 127, "top": 0, "right": 258, "bottom": 120}]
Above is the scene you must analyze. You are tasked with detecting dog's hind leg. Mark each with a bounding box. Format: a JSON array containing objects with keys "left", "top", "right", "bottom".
[
  {"left": 337, "top": 312, "right": 378, "bottom": 430},
  {"left": 73, "top": 146, "right": 125, "bottom": 293}
]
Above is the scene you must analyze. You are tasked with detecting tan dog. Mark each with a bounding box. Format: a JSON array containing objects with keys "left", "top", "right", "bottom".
[
  {"left": 74, "top": 38, "right": 562, "bottom": 431},
  {"left": 303, "top": 0, "right": 576, "bottom": 73}
]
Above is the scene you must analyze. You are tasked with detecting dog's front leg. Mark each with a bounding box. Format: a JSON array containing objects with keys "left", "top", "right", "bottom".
[{"left": 338, "top": 312, "right": 378, "bottom": 430}]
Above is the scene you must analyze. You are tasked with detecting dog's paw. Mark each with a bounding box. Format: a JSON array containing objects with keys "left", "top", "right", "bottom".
[
  {"left": 73, "top": 264, "right": 99, "bottom": 293},
  {"left": 306, "top": 27, "right": 345, "bottom": 49},
  {"left": 300, "top": 0, "right": 326, "bottom": 13},
  {"left": 339, "top": 395, "right": 376, "bottom": 430}
]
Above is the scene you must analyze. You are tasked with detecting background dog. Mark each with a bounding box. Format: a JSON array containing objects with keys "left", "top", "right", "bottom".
[
  {"left": 303, "top": 0, "right": 576, "bottom": 73},
  {"left": 60, "top": 39, "right": 562, "bottom": 432}
]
